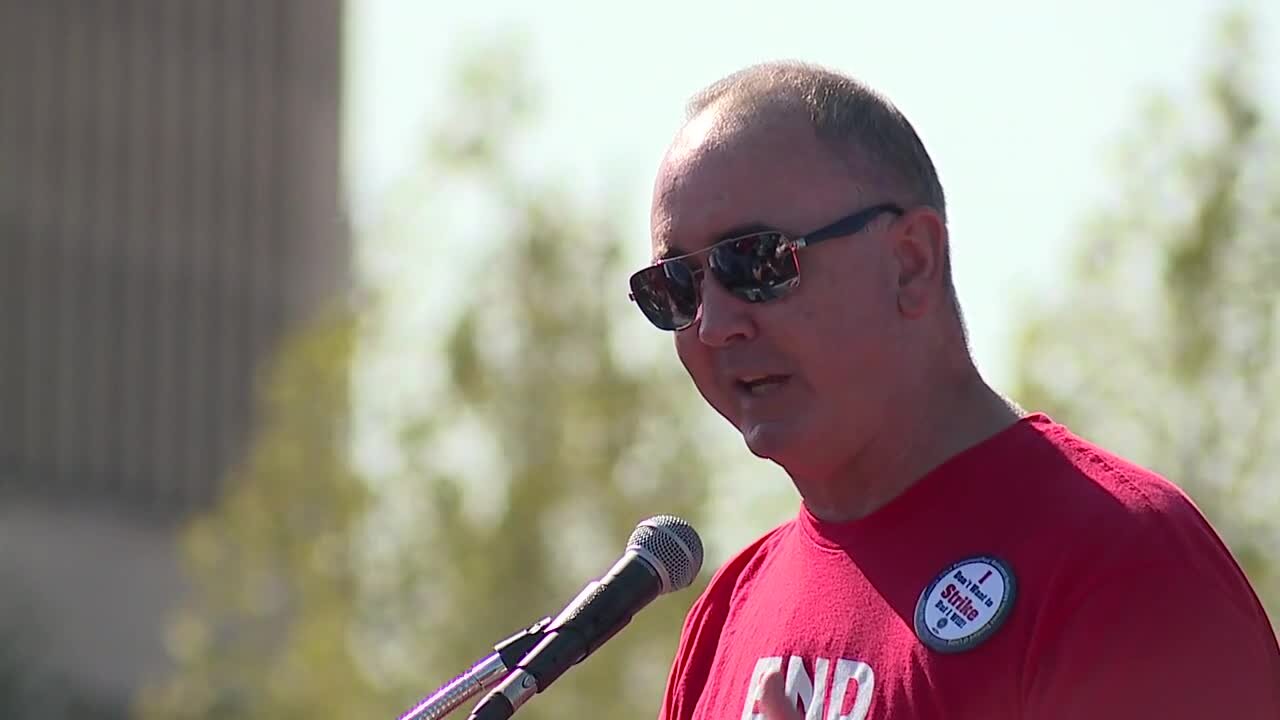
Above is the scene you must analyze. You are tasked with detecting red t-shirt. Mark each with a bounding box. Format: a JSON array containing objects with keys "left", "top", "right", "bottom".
[{"left": 659, "top": 413, "right": 1280, "bottom": 719}]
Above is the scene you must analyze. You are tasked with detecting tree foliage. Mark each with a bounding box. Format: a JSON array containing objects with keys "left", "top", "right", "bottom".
[
  {"left": 136, "top": 306, "right": 381, "bottom": 720},
  {"left": 138, "top": 43, "right": 711, "bottom": 720},
  {"left": 360, "top": 46, "right": 712, "bottom": 720},
  {"left": 1010, "top": 11, "right": 1280, "bottom": 622}
]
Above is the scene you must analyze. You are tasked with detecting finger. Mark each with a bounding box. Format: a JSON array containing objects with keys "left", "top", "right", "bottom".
[{"left": 759, "top": 668, "right": 802, "bottom": 720}]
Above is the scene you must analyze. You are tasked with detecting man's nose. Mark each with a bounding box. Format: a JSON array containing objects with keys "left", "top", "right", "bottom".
[{"left": 696, "top": 278, "right": 756, "bottom": 347}]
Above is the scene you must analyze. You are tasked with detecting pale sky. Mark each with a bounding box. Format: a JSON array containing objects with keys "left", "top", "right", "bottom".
[{"left": 342, "top": 0, "right": 1279, "bottom": 550}]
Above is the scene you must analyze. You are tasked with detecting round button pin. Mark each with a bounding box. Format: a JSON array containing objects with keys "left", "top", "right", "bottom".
[{"left": 914, "top": 555, "right": 1016, "bottom": 654}]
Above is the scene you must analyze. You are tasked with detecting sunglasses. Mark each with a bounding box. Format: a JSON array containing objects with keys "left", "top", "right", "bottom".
[{"left": 628, "top": 202, "right": 904, "bottom": 331}]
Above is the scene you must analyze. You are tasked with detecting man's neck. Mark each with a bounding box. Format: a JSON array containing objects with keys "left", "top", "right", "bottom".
[{"left": 796, "top": 372, "right": 1023, "bottom": 524}]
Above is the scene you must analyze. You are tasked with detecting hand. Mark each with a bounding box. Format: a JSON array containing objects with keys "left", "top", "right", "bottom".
[{"left": 759, "top": 669, "right": 803, "bottom": 720}]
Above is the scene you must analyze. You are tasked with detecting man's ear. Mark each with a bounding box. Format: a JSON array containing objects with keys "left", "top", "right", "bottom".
[{"left": 892, "top": 207, "right": 948, "bottom": 318}]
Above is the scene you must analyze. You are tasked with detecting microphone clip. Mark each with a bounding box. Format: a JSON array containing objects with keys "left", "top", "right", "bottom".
[{"left": 494, "top": 617, "right": 553, "bottom": 669}]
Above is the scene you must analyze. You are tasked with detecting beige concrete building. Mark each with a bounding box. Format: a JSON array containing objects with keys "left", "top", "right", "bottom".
[{"left": 0, "top": 1, "right": 348, "bottom": 714}]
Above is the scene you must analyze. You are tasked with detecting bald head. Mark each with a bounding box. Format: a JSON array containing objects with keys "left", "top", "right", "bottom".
[{"left": 684, "top": 60, "right": 947, "bottom": 223}]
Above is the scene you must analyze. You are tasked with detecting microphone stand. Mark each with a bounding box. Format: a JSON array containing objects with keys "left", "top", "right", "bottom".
[{"left": 397, "top": 617, "right": 552, "bottom": 720}]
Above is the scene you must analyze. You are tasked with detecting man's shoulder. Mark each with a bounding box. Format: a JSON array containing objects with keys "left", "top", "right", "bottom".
[
  {"left": 1013, "top": 426, "right": 1280, "bottom": 716},
  {"left": 1018, "top": 414, "right": 1208, "bottom": 539},
  {"left": 1017, "top": 416, "right": 1266, "bottom": 608},
  {"left": 672, "top": 517, "right": 796, "bottom": 634},
  {"left": 659, "top": 518, "right": 797, "bottom": 719},
  {"left": 698, "top": 518, "right": 795, "bottom": 601},
  {"left": 999, "top": 417, "right": 1280, "bottom": 677}
]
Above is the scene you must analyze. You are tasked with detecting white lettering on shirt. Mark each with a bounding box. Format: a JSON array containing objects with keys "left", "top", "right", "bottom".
[{"left": 740, "top": 656, "right": 874, "bottom": 720}]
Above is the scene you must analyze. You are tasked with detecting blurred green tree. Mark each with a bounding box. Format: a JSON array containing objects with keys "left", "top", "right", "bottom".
[
  {"left": 361, "top": 43, "right": 712, "bottom": 720},
  {"left": 135, "top": 307, "right": 383, "bottom": 720},
  {"left": 1010, "top": 11, "right": 1280, "bottom": 623},
  {"left": 137, "top": 41, "right": 711, "bottom": 720}
]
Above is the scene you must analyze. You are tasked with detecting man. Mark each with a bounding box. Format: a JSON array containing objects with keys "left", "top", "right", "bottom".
[{"left": 628, "top": 61, "right": 1280, "bottom": 719}]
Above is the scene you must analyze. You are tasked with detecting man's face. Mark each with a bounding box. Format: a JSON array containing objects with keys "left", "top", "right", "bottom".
[{"left": 649, "top": 108, "right": 910, "bottom": 476}]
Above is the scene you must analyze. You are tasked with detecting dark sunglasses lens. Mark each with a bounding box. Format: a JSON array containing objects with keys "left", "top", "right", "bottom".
[
  {"left": 709, "top": 233, "right": 799, "bottom": 302},
  {"left": 630, "top": 262, "right": 699, "bottom": 330}
]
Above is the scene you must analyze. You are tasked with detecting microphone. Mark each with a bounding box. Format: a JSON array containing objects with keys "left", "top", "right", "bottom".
[
  {"left": 466, "top": 515, "right": 703, "bottom": 720},
  {"left": 396, "top": 617, "right": 552, "bottom": 720}
]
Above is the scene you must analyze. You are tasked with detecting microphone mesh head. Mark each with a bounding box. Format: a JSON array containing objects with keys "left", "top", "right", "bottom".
[{"left": 628, "top": 515, "right": 704, "bottom": 592}]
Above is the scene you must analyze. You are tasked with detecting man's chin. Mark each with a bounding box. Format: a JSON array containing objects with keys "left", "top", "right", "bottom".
[{"left": 740, "top": 420, "right": 797, "bottom": 463}]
